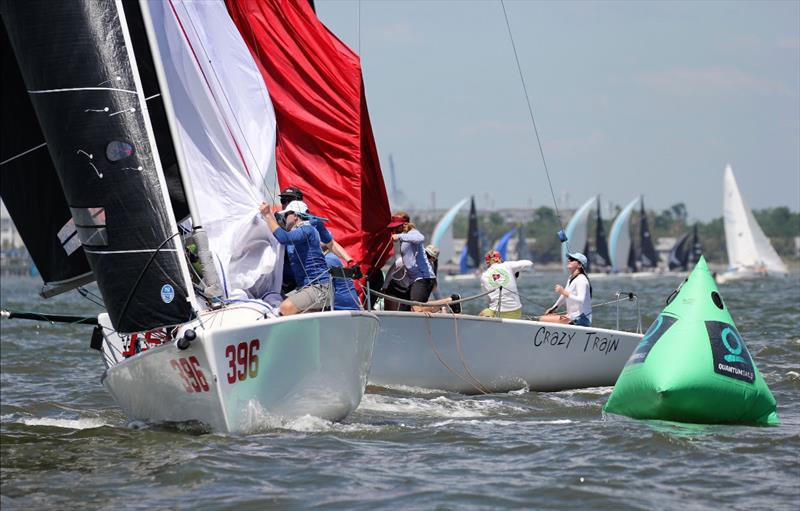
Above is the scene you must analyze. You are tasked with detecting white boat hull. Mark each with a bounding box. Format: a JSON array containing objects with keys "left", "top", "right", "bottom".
[
  {"left": 100, "top": 309, "right": 377, "bottom": 433},
  {"left": 369, "top": 312, "right": 642, "bottom": 394}
]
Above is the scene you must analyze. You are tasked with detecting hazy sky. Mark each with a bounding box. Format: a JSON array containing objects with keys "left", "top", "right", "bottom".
[{"left": 316, "top": 0, "right": 800, "bottom": 222}]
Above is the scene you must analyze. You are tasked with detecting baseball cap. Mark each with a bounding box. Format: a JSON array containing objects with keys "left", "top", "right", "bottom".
[
  {"left": 278, "top": 200, "right": 309, "bottom": 215},
  {"left": 567, "top": 252, "right": 588, "bottom": 268},
  {"left": 387, "top": 212, "right": 410, "bottom": 228},
  {"left": 279, "top": 186, "right": 304, "bottom": 202}
]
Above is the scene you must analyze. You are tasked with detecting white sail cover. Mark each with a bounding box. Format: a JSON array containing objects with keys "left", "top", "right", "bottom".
[
  {"left": 431, "top": 197, "right": 470, "bottom": 265},
  {"left": 562, "top": 196, "right": 596, "bottom": 271},
  {"left": 145, "top": 0, "right": 281, "bottom": 301},
  {"left": 723, "top": 165, "right": 787, "bottom": 274},
  {"left": 609, "top": 197, "right": 640, "bottom": 273}
]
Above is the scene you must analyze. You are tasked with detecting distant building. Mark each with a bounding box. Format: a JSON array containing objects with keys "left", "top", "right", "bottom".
[{"left": 0, "top": 216, "right": 25, "bottom": 249}]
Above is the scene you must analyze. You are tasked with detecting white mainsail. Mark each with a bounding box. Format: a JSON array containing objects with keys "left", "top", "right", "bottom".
[
  {"left": 431, "top": 197, "right": 470, "bottom": 265},
  {"left": 143, "top": 0, "right": 281, "bottom": 301},
  {"left": 722, "top": 165, "right": 787, "bottom": 274},
  {"left": 562, "top": 196, "right": 596, "bottom": 271},
  {"left": 609, "top": 197, "right": 640, "bottom": 273}
]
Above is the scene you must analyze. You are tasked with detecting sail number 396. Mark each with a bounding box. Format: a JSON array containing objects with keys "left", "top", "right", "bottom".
[{"left": 225, "top": 339, "right": 260, "bottom": 384}]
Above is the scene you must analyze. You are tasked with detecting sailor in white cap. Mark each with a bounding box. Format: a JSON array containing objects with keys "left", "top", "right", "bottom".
[{"left": 541, "top": 251, "right": 592, "bottom": 326}]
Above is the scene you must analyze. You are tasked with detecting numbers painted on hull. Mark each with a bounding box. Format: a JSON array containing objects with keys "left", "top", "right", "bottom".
[
  {"left": 225, "top": 339, "right": 260, "bottom": 384},
  {"left": 170, "top": 356, "right": 210, "bottom": 393}
]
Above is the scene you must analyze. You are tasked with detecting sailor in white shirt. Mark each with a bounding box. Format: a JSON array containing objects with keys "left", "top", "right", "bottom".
[
  {"left": 479, "top": 250, "right": 533, "bottom": 319},
  {"left": 541, "top": 251, "right": 592, "bottom": 326}
]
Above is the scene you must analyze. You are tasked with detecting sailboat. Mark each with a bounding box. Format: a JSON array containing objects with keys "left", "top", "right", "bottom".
[
  {"left": 609, "top": 197, "right": 640, "bottom": 273},
  {"left": 430, "top": 196, "right": 470, "bottom": 268},
  {"left": 159, "top": 1, "right": 640, "bottom": 396},
  {"left": 592, "top": 198, "right": 612, "bottom": 274},
  {"left": 0, "top": 0, "right": 380, "bottom": 432},
  {"left": 668, "top": 224, "right": 702, "bottom": 273},
  {"left": 444, "top": 196, "right": 483, "bottom": 282},
  {"left": 718, "top": 165, "right": 787, "bottom": 283},
  {"left": 608, "top": 196, "right": 665, "bottom": 277},
  {"left": 561, "top": 196, "right": 596, "bottom": 273},
  {"left": 638, "top": 198, "right": 659, "bottom": 271}
]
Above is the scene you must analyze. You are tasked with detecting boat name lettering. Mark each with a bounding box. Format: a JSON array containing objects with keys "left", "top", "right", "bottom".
[
  {"left": 582, "top": 332, "right": 620, "bottom": 355},
  {"left": 532, "top": 327, "right": 575, "bottom": 349},
  {"left": 170, "top": 356, "right": 210, "bottom": 393},
  {"left": 225, "top": 339, "right": 260, "bottom": 384}
]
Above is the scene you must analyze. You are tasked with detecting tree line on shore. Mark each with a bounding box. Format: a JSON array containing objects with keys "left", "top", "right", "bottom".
[{"left": 414, "top": 203, "right": 800, "bottom": 264}]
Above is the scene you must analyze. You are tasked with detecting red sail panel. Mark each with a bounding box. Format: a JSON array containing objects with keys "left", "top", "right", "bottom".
[{"left": 226, "top": 0, "right": 392, "bottom": 274}]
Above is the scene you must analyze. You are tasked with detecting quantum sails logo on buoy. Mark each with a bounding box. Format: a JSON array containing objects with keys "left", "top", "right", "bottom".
[{"left": 705, "top": 321, "right": 755, "bottom": 383}]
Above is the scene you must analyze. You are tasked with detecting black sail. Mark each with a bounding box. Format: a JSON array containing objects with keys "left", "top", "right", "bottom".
[
  {"left": 0, "top": 20, "right": 94, "bottom": 296},
  {"left": 668, "top": 232, "right": 691, "bottom": 271},
  {"left": 639, "top": 200, "right": 658, "bottom": 269},
  {"left": 594, "top": 200, "right": 611, "bottom": 268},
  {"left": 1, "top": 1, "right": 194, "bottom": 333},
  {"left": 466, "top": 196, "right": 481, "bottom": 270}
]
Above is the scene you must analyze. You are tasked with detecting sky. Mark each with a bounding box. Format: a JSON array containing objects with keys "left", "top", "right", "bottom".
[{"left": 315, "top": 0, "right": 800, "bottom": 222}]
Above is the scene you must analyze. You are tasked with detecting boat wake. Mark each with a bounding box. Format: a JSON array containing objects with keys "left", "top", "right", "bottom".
[
  {"left": 19, "top": 416, "right": 108, "bottom": 430},
  {"left": 357, "top": 393, "right": 526, "bottom": 418}
]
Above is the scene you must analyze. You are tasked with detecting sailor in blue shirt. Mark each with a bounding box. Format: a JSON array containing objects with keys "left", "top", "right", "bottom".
[
  {"left": 388, "top": 212, "right": 436, "bottom": 311},
  {"left": 260, "top": 200, "right": 331, "bottom": 315},
  {"left": 325, "top": 251, "right": 361, "bottom": 310}
]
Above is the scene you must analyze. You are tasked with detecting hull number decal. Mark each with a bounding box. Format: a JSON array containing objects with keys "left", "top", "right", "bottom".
[
  {"left": 225, "top": 339, "right": 260, "bottom": 384},
  {"left": 170, "top": 356, "right": 210, "bottom": 393}
]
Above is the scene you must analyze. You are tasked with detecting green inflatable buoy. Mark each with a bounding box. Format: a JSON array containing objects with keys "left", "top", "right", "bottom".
[{"left": 604, "top": 256, "right": 778, "bottom": 425}]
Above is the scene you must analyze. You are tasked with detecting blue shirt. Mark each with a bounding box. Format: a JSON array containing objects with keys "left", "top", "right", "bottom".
[
  {"left": 397, "top": 228, "right": 434, "bottom": 281},
  {"left": 325, "top": 253, "right": 360, "bottom": 310},
  {"left": 273, "top": 222, "right": 330, "bottom": 287}
]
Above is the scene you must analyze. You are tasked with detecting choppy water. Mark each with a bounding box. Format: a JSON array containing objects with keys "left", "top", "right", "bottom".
[{"left": 2, "top": 273, "right": 798, "bottom": 510}]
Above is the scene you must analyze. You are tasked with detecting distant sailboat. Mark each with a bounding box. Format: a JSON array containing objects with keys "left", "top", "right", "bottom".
[
  {"left": 592, "top": 199, "right": 611, "bottom": 271},
  {"left": 430, "top": 196, "right": 470, "bottom": 266},
  {"left": 668, "top": 232, "right": 692, "bottom": 271},
  {"left": 639, "top": 198, "right": 659, "bottom": 270},
  {"left": 668, "top": 224, "right": 702, "bottom": 272},
  {"left": 718, "top": 165, "right": 787, "bottom": 282},
  {"left": 444, "top": 196, "right": 483, "bottom": 281},
  {"left": 609, "top": 197, "right": 640, "bottom": 273},
  {"left": 561, "top": 196, "right": 596, "bottom": 272}
]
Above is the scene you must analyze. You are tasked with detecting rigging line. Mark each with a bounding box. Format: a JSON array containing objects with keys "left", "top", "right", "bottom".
[
  {"left": 357, "top": 0, "right": 361, "bottom": 56},
  {"left": 499, "top": 0, "right": 564, "bottom": 231},
  {"left": 423, "top": 314, "right": 489, "bottom": 395},
  {"left": 0, "top": 142, "right": 47, "bottom": 166}
]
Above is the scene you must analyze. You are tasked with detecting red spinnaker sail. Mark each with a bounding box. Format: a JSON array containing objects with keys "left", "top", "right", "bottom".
[{"left": 226, "top": 0, "right": 392, "bottom": 275}]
